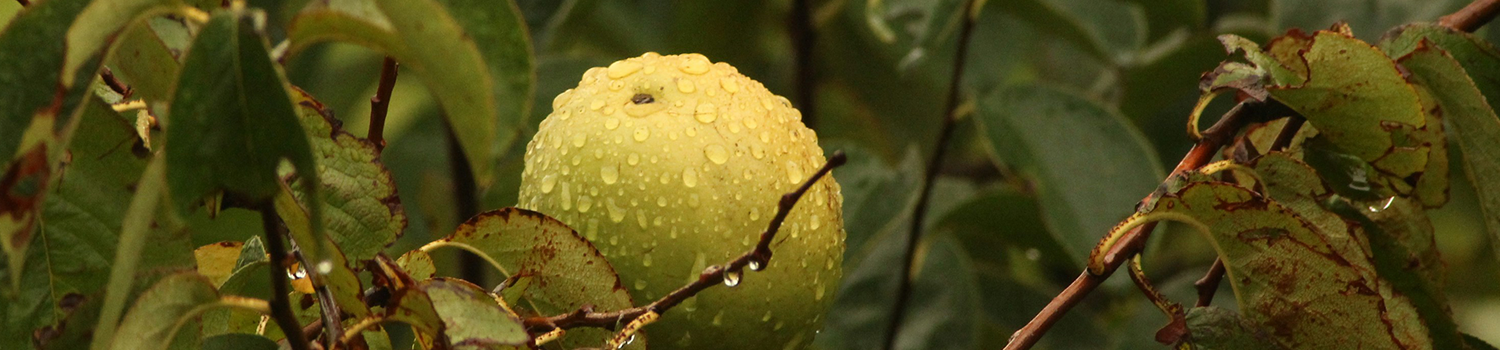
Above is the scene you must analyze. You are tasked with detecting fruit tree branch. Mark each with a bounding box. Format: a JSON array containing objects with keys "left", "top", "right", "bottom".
[
  {"left": 522, "top": 151, "right": 848, "bottom": 337},
  {"left": 882, "top": 0, "right": 977, "bottom": 348},
  {"left": 1440, "top": 0, "right": 1500, "bottom": 32},
  {"left": 1004, "top": 99, "right": 1291, "bottom": 350},
  {"left": 100, "top": 67, "right": 133, "bottom": 99},
  {"left": 258, "top": 204, "right": 312, "bottom": 350},
  {"left": 368, "top": 57, "right": 398, "bottom": 149}
]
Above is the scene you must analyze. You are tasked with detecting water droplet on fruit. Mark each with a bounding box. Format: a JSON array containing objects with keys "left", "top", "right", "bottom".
[
  {"left": 705, "top": 144, "right": 729, "bottom": 164},
  {"left": 749, "top": 208, "right": 760, "bottom": 221},
  {"left": 577, "top": 195, "right": 593, "bottom": 213},
  {"left": 677, "top": 79, "right": 696, "bottom": 93},
  {"left": 657, "top": 196, "right": 667, "bottom": 207},
  {"left": 634, "top": 279, "right": 647, "bottom": 290},
  {"left": 683, "top": 168, "right": 699, "bottom": 188},
  {"left": 642, "top": 253, "right": 653, "bottom": 267},
  {"left": 761, "top": 311, "right": 772, "bottom": 322},
  {"left": 605, "top": 118, "right": 620, "bottom": 130},
  {"left": 751, "top": 144, "right": 765, "bottom": 159},
  {"left": 815, "top": 285, "right": 826, "bottom": 300},
  {"left": 590, "top": 99, "right": 605, "bottom": 110},
  {"left": 681, "top": 56, "right": 710, "bottom": 75},
  {"left": 628, "top": 153, "right": 640, "bottom": 165},
  {"left": 786, "top": 161, "right": 804, "bottom": 184},
  {"left": 557, "top": 109, "right": 571, "bottom": 120},
  {"left": 744, "top": 118, "right": 758, "bottom": 129},
  {"left": 560, "top": 182, "right": 573, "bottom": 210},
  {"left": 633, "top": 126, "right": 650, "bottom": 142},
  {"left": 540, "top": 174, "right": 557, "bottom": 193},
  {"left": 607, "top": 60, "right": 642, "bottom": 78},
  {"left": 695, "top": 102, "right": 717, "bottom": 123},
  {"left": 607, "top": 198, "right": 626, "bottom": 223},
  {"left": 601, "top": 164, "right": 619, "bottom": 184},
  {"left": 712, "top": 310, "right": 725, "bottom": 325},
  {"left": 810, "top": 215, "right": 821, "bottom": 229},
  {"left": 720, "top": 78, "right": 739, "bottom": 93}
]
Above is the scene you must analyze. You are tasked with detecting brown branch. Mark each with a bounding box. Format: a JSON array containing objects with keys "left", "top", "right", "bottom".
[
  {"left": 259, "top": 204, "right": 312, "bottom": 350},
  {"left": 1193, "top": 115, "right": 1302, "bottom": 308},
  {"left": 522, "top": 151, "right": 848, "bottom": 334},
  {"left": 288, "top": 242, "right": 345, "bottom": 349},
  {"left": 882, "top": 1, "right": 979, "bottom": 349},
  {"left": 1440, "top": 0, "right": 1500, "bottom": 32},
  {"left": 368, "top": 57, "right": 398, "bottom": 149},
  {"left": 790, "top": 0, "right": 817, "bottom": 129},
  {"left": 1004, "top": 100, "right": 1290, "bottom": 350},
  {"left": 100, "top": 68, "right": 132, "bottom": 99}
]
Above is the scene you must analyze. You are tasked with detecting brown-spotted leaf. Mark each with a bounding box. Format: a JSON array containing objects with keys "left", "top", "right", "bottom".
[
  {"left": 193, "top": 241, "right": 244, "bottom": 287},
  {"left": 436, "top": 207, "right": 637, "bottom": 349},
  {"left": 1183, "top": 306, "right": 1283, "bottom": 350},
  {"left": 1146, "top": 171, "right": 1429, "bottom": 348},
  {"left": 284, "top": 88, "right": 406, "bottom": 264}
]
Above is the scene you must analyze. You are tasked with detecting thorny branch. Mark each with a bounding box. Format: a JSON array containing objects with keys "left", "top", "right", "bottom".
[
  {"left": 259, "top": 204, "right": 312, "bottom": 350},
  {"left": 883, "top": 0, "right": 978, "bottom": 349},
  {"left": 1007, "top": 1, "right": 1500, "bottom": 346},
  {"left": 368, "top": 57, "right": 398, "bottom": 148},
  {"left": 521, "top": 151, "right": 848, "bottom": 340}
]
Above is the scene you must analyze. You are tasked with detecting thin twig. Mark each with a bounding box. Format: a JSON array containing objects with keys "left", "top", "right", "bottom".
[
  {"left": 522, "top": 151, "right": 848, "bottom": 334},
  {"left": 100, "top": 68, "right": 133, "bottom": 99},
  {"left": 791, "top": 0, "right": 817, "bottom": 129},
  {"left": 259, "top": 204, "right": 312, "bottom": 350},
  {"left": 444, "top": 126, "right": 486, "bottom": 285},
  {"left": 1193, "top": 115, "right": 1302, "bottom": 307},
  {"left": 882, "top": 1, "right": 978, "bottom": 349},
  {"left": 1440, "top": 0, "right": 1500, "bottom": 32},
  {"left": 1004, "top": 100, "right": 1284, "bottom": 350},
  {"left": 368, "top": 57, "right": 398, "bottom": 149}
]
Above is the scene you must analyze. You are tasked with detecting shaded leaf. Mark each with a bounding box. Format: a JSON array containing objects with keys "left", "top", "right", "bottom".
[
  {"left": 285, "top": 88, "right": 406, "bottom": 263},
  {"left": 976, "top": 85, "right": 1162, "bottom": 264},
  {"left": 287, "top": 0, "right": 535, "bottom": 188},
  {"left": 108, "top": 273, "right": 218, "bottom": 350},
  {"left": 105, "top": 19, "right": 180, "bottom": 104},
  {"left": 201, "top": 333, "right": 278, "bottom": 350},
  {"left": 0, "top": 0, "right": 89, "bottom": 164},
  {"left": 1182, "top": 306, "right": 1281, "bottom": 350}
]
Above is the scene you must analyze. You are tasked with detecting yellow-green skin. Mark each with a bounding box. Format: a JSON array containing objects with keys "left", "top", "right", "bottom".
[{"left": 517, "top": 53, "right": 844, "bottom": 349}]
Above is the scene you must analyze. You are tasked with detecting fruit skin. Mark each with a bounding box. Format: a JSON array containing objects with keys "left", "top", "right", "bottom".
[{"left": 517, "top": 53, "right": 844, "bottom": 349}]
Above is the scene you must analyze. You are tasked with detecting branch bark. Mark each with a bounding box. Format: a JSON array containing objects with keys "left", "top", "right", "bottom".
[
  {"left": 368, "top": 57, "right": 398, "bottom": 149},
  {"left": 1440, "top": 0, "right": 1500, "bottom": 32},
  {"left": 522, "top": 151, "right": 847, "bottom": 337},
  {"left": 881, "top": 1, "right": 979, "bottom": 349},
  {"left": 258, "top": 204, "right": 312, "bottom": 350}
]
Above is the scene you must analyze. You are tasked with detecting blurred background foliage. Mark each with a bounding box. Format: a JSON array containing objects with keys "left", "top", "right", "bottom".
[{"left": 7, "top": 0, "right": 1496, "bottom": 348}]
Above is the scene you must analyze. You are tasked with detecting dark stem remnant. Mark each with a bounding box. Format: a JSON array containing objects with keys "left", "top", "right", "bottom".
[
  {"left": 1004, "top": 99, "right": 1295, "bottom": 350},
  {"left": 1441, "top": 0, "right": 1500, "bottom": 32},
  {"left": 369, "top": 57, "right": 399, "bottom": 149},
  {"left": 444, "top": 126, "right": 485, "bottom": 285},
  {"left": 630, "top": 93, "right": 654, "bottom": 104},
  {"left": 100, "top": 68, "right": 132, "bottom": 99},
  {"left": 1193, "top": 115, "right": 1302, "bottom": 308},
  {"left": 791, "top": 0, "right": 817, "bottom": 129},
  {"left": 16, "top": 0, "right": 29, "bottom": 6},
  {"left": 882, "top": 1, "right": 978, "bottom": 349},
  {"left": 523, "top": 152, "right": 848, "bottom": 336},
  {"left": 258, "top": 204, "right": 312, "bottom": 350}
]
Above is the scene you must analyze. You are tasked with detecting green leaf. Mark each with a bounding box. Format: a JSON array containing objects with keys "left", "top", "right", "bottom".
[
  {"left": 61, "top": 0, "right": 187, "bottom": 89},
  {"left": 1120, "top": 0, "right": 1204, "bottom": 40},
  {"left": 1182, "top": 307, "right": 1281, "bottom": 350},
  {"left": 201, "top": 333, "right": 278, "bottom": 350},
  {"left": 1384, "top": 25, "right": 1500, "bottom": 262},
  {"left": 285, "top": 88, "right": 405, "bottom": 263},
  {"left": 164, "top": 9, "right": 320, "bottom": 212},
  {"left": 990, "top": 0, "right": 1113, "bottom": 63},
  {"left": 287, "top": 0, "right": 535, "bottom": 188},
  {"left": 434, "top": 207, "right": 636, "bottom": 349},
  {"left": 0, "top": 0, "right": 90, "bottom": 164},
  {"left": 106, "top": 19, "right": 180, "bottom": 103},
  {"left": 417, "top": 277, "right": 529, "bottom": 348},
  {"left": 975, "top": 85, "right": 1163, "bottom": 264},
  {"left": 108, "top": 273, "right": 219, "bottom": 350},
  {"left": 272, "top": 186, "right": 370, "bottom": 319}
]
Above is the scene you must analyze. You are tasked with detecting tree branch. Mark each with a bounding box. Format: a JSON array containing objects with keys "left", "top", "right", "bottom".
[
  {"left": 522, "top": 151, "right": 848, "bottom": 336},
  {"left": 1003, "top": 100, "right": 1288, "bottom": 350},
  {"left": 790, "top": 0, "right": 817, "bottom": 129},
  {"left": 1440, "top": 0, "right": 1500, "bottom": 32},
  {"left": 882, "top": 1, "right": 978, "bottom": 348},
  {"left": 368, "top": 57, "right": 398, "bottom": 149},
  {"left": 258, "top": 204, "right": 312, "bottom": 350},
  {"left": 100, "top": 67, "right": 133, "bottom": 99}
]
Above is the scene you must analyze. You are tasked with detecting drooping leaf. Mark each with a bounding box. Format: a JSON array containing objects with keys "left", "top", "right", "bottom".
[
  {"left": 164, "top": 9, "right": 320, "bottom": 214},
  {"left": 1385, "top": 27, "right": 1500, "bottom": 266},
  {"left": 1182, "top": 306, "right": 1281, "bottom": 350},
  {"left": 193, "top": 242, "right": 244, "bottom": 287},
  {"left": 976, "top": 85, "right": 1163, "bottom": 264},
  {"left": 108, "top": 273, "right": 219, "bottom": 350},
  {"left": 285, "top": 88, "right": 406, "bottom": 263},
  {"left": 287, "top": 0, "right": 535, "bottom": 188},
  {"left": 415, "top": 277, "right": 529, "bottom": 348},
  {"left": 435, "top": 207, "right": 635, "bottom": 349}
]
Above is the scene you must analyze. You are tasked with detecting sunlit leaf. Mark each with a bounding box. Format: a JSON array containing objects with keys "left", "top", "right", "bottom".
[
  {"left": 976, "top": 84, "right": 1163, "bottom": 264},
  {"left": 287, "top": 0, "right": 535, "bottom": 188},
  {"left": 194, "top": 242, "right": 244, "bottom": 287}
]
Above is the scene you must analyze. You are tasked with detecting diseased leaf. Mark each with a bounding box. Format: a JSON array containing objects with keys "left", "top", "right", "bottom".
[
  {"left": 396, "top": 249, "right": 435, "bottom": 281},
  {"left": 285, "top": 88, "right": 406, "bottom": 263},
  {"left": 1182, "top": 307, "right": 1281, "bottom": 350},
  {"left": 417, "top": 277, "right": 529, "bottom": 348},
  {"left": 194, "top": 242, "right": 244, "bottom": 287},
  {"left": 976, "top": 85, "right": 1163, "bottom": 264},
  {"left": 287, "top": 0, "right": 535, "bottom": 188},
  {"left": 435, "top": 207, "right": 636, "bottom": 349},
  {"left": 108, "top": 273, "right": 218, "bottom": 350},
  {"left": 0, "top": 0, "right": 90, "bottom": 163}
]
